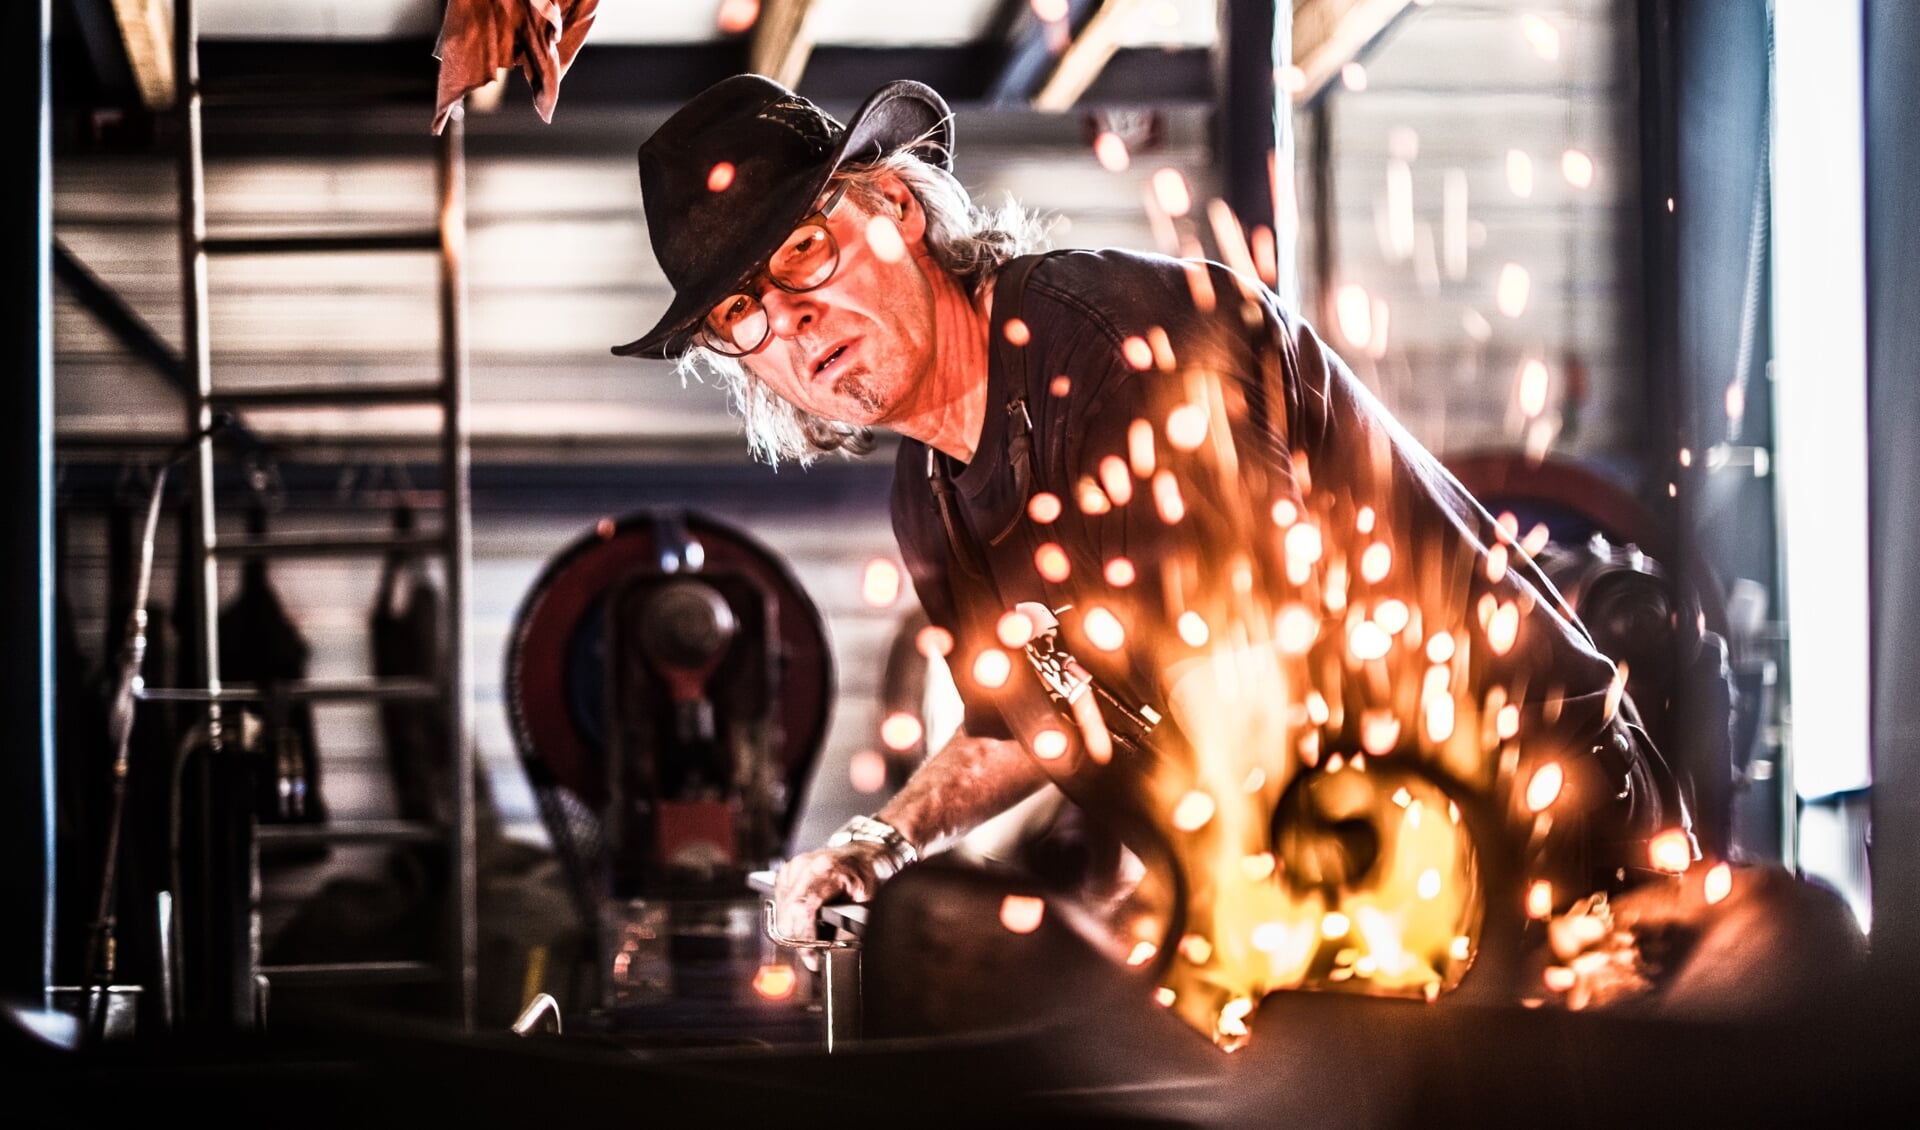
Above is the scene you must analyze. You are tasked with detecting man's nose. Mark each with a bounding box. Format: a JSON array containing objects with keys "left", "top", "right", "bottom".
[{"left": 762, "top": 289, "right": 819, "bottom": 339}]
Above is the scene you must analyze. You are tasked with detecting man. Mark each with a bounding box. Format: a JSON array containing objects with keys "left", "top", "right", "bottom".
[{"left": 613, "top": 73, "right": 1701, "bottom": 1039}]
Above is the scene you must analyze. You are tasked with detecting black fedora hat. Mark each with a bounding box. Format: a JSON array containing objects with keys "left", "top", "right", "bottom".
[{"left": 612, "top": 74, "right": 954, "bottom": 360}]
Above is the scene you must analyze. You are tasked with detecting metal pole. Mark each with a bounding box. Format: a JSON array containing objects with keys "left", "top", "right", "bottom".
[
  {"left": 1, "top": 0, "right": 55, "bottom": 1018},
  {"left": 1219, "top": 0, "right": 1294, "bottom": 309}
]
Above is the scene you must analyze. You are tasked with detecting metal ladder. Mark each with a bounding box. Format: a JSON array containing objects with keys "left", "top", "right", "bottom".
[{"left": 135, "top": 0, "right": 478, "bottom": 1032}]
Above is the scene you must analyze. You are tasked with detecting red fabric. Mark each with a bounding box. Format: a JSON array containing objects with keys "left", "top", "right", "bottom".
[{"left": 432, "top": 0, "right": 601, "bottom": 134}]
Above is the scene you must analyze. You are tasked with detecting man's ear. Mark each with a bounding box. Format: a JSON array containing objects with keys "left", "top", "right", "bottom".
[{"left": 876, "top": 172, "right": 927, "bottom": 245}]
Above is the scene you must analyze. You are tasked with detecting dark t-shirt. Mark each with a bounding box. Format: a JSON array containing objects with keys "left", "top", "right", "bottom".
[{"left": 891, "top": 248, "right": 1685, "bottom": 889}]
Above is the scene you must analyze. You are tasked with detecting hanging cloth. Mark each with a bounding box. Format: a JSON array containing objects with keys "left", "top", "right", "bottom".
[{"left": 432, "top": 0, "right": 602, "bottom": 134}]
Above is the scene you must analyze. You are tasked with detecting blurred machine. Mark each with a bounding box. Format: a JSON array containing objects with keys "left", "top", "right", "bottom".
[{"left": 503, "top": 510, "right": 832, "bottom": 1040}]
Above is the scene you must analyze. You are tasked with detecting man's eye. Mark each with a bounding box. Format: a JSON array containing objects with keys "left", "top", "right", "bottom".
[{"left": 717, "top": 296, "right": 752, "bottom": 325}]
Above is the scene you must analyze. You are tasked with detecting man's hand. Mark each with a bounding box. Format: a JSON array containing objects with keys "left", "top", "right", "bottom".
[{"left": 769, "top": 840, "right": 909, "bottom": 957}]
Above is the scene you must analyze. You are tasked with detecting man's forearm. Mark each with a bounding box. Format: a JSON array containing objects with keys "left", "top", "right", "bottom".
[{"left": 870, "top": 731, "right": 1049, "bottom": 854}]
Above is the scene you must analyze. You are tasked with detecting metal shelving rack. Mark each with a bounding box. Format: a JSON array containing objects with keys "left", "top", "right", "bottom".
[{"left": 145, "top": 0, "right": 478, "bottom": 1031}]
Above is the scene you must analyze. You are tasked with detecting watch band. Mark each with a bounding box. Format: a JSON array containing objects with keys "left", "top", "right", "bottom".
[{"left": 826, "top": 814, "right": 920, "bottom": 872}]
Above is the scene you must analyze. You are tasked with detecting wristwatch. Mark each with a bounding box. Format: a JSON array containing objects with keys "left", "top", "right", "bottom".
[{"left": 827, "top": 814, "right": 920, "bottom": 874}]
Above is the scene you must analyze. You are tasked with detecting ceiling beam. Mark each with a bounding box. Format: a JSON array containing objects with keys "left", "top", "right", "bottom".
[
  {"left": 1033, "top": 0, "right": 1148, "bottom": 112},
  {"left": 750, "top": 0, "right": 820, "bottom": 91},
  {"left": 107, "top": 0, "right": 175, "bottom": 108},
  {"left": 984, "top": 0, "right": 1101, "bottom": 107},
  {"left": 1291, "top": 0, "right": 1417, "bottom": 103}
]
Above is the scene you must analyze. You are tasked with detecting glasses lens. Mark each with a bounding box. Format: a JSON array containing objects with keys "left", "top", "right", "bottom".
[
  {"left": 702, "top": 293, "right": 768, "bottom": 356},
  {"left": 768, "top": 220, "right": 839, "bottom": 292}
]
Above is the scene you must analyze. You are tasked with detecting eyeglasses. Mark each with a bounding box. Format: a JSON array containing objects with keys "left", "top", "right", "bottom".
[{"left": 698, "top": 181, "right": 850, "bottom": 357}]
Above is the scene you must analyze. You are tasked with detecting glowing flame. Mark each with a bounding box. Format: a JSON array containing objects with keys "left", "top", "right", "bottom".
[
  {"left": 1525, "top": 762, "right": 1564, "bottom": 812},
  {"left": 1241, "top": 852, "right": 1276, "bottom": 880},
  {"left": 1127, "top": 941, "right": 1158, "bottom": 966},
  {"left": 1704, "top": 861, "right": 1733, "bottom": 905},
  {"left": 1032, "top": 728, "right": 1069, "bottom": 760},
  {"left": 1425, "top": 631, "right": 1455, "bottom": 663},
  {"left": 1028, "top": 492, "right": 1062, "bottom": 523},
  {"left": 1374, "top": 599, "right": 1409, "bottom": 634},
  {"left": 848, "top": 750, "right": 888, "bottom": 794},
  {"left": 1035, "top": 543, "right": 1072, "bottom": 583},
  {"left": 1321, "top": 911, "right": 1351, "bottom": 938},
  {"left": 1496, "top": 703, "right": 1521, "bottom": 740},
  {"left": 1649, "top": 828, "right": 1694, "bottom": 873},
  {"left": 1050, "top": 375, "right": 1072, "bottom": 397},
  {"left": 752, "top": 962, "right": 796, "bottom": 1000},
  {"left": 1179, "top": 933, "right": 1213, "bottom": 964},
  {"left": 879, "top": 712, "right": 923, "bottom": 751},
  {"left": 1083, "top": 606, "right": 1126, "bottom": 652},
  {"left": 1527, "top": 881, "right": 1553, "bottom": 919},
  {"left": 1000, "top": 895, "right": 1046, "bottom": 934},
  {"left": 972, "top": 648, "right": 1011, "bottom": 688},
  {"left": 861, "top": 558, "right": 902, "bottom": 606}
]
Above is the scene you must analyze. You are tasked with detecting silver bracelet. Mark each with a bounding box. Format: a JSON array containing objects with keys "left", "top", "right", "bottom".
[{"left": 826, "top": 814, "right": 920, "bottom": 872}]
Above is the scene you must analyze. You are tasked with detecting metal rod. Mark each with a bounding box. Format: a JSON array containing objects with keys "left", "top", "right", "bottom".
[
  {"left": 212, "top": 531, "right": 447, "bottom": 557},
  {"left": 256, "top": 820, "right": 445, "bottom": 849},
  {"left": 202, "top": 231, "right": 440, "bottom": 256},
  {"left": 137, "top": 676, "right": 440, "bottom": 704}
]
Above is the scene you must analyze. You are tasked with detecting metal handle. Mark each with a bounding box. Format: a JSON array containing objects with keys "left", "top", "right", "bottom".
[
  {"left": 763, "top": 900, "right": 860, "bottom": 950},
  {"left": 510, "top": 991, "right": 562, "bottom": 1036}
]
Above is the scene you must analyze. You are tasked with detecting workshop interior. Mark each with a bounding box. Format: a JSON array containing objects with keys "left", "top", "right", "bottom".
[{"left": 8, "top": 0, "right": 1920, "bottom": 1124}]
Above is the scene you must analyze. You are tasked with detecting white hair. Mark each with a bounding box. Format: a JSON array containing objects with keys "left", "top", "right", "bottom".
[{"left": 674, "top": 150, "right": 1052, "bottom": 467}]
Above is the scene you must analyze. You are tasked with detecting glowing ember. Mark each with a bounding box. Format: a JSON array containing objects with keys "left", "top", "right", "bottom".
[
  {"left": 1050, "top": 375, "right": 1072, "bottom": 397},
  {"left": 1486, "top": 601, "right": 1520, "bottom": 654},
  {"left": 1099, "top": 455, "right": 1134, "bottom": 505},
  {"left": 879, "top": 712, "right": 923, "bottom": 751},
  {"left": 1497, "top": 263, "right": 1531, "bottom": 318},
  {"left": 1076, "top": 477, "right": 1112, "bottom": 515},
  {"left": 715, "top": 0, "right": 760, "bottom": 35},
  {"left": 1417, "top": 868, "right": 1443, "bottom": 900},
  {"left": 1496, "top": 703, "right": 1521, "bottom": 739},
  {"left": 1521, "top": 522, "right": 1552, "bottom": 556},
  {"left": 1155, "top": 987, "right": 1176, "bottom": 1007},
  {"left": 1241, "top": 852, "right": 1276, "bottom": 881},
  {"left": 1172, "top": 790, "right": 1216, "bottom": 831},
  {"left": 1543, "top": 966, "right": 1577, "bottom": 992},
  {"left": 1360, "top": 711, "right": 1401, "bottom": 754},
  {"left": 1094, "top": 131, "right": 1131, "bottom": 172},
  {"left": 1028, "top": 492, "right": 1062, "bottom": 523},
  {"left": 1128, "top": 418, "right": 1157, "bottom": 477},
  {"left": 1035, "top": 543, "right": 1071, "bottom": 583},
  {"left": 1121, "top": 336, "right": 1154, "bottom": 370},
  {"left": 707, "top": 162, "right": 736, "bottom": 192},
  {"left": 1004, "top": 316, "right": 1032, "bottom": 346},
  {"left": 1356, "top": 506, "right": 1376, "bottom": 534},
  {"left": 1284, "top": 522, "right": 1323, "bottom": 566},
  {"left": 1276, "top": 605, "right": 1317, "bottom": 653},
  {"left": 1486, "top": 543, "right": 1510, "bottom": 583},
  {"left": 1177, "top": 611, "right": 1211, "bottom": 647},
  {"left": 848, "top": 749, "right": 888, "bottom": 794},
  {"left": 1083, "top": 606, "right": 1126, "bottom": 652},
  {"left": 1425, "top": 631, "right": 1455, "bottom": 663},
  {"left": 1321, "top": 912, "right": 1351, "bottom": 938},
  {"left": 1648, "top": 828, "right": 1694, "bottom": 873},
  {"left": 1153, "top": 471, "right": 1186, "bottom": 524},
  {"left": 1349, "top": 620, "right": 1392, "bottom": 661},
  {"left": 1359, "top": 542, "right": 1392, "bottom": 583},
  {"left": 1518, "top": 359, "right": 1550, "bottom": 417},
  {"left": 1335, "top": 284, "right": 1374, "bottom": 348},
  {"left": 1127, "top": 941, "right": 1158, "bottom": 966},
  {"left": 1032, "top": 728, "right": 1069, "bottom": 760},
  {"left": 1424, "top": 693, "right": 1456, "bottom": 742},
  {"left": 915, "top": 625, "right": 953, "bottom": 659},
  {"left": 862, "top": 558, "right": 902, "bottom": 606},
  {"left": 972, "top": 648, "right": 1011, "bottom": 688},
  {"left": 1305, "top": 691, "right": 1330, "bottom": 726},
  {"left": 752, "top": 962, "right": 797, "bottom": 1000},
  {"left": 1450, "top": 936, "right": 1472, "bottom": 962},
  {"left": 1000, "top": 895, "right": 1046, "bottom": 934},
  {"left": 1527, "top": 881, "right": 1554, "bottom": 919},
  {"left": 1704, "top": 861, "right": 1733, "bottom": 905},
  {"left": 1561, "top": 149, "right": 1595, "bottom": 188},
  {"left": 595, "top": 517, "right": 616, "bottom": 539},
  {"left": 1272, "top": 499, "right": 1297, "bottom": 526},
  {"left": 1179, "top": 934, "right": 1213, "bottom": 964},
  {"left": 1166, "top": 404, "right": 1208, "bottom": 451},
  {"left": 1525, "top": 762, "right": 1564, "bottom": 812},
  {"left": 1152, "top": 167, "right": 1193, "bottom": 217},
  {"left": 996, "top": 610, "right": 1036, "bottom": 648},
  {"left": 1374, "top": 599, "right": 1409, "bottom": 634},
  {"left": 1104, "top": 557, "right": 1136, "bottom": 586}
]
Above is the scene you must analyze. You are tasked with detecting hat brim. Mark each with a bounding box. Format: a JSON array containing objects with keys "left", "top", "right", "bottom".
[{"left": 612, "top": 80, "right": 954, "bottom": 361}]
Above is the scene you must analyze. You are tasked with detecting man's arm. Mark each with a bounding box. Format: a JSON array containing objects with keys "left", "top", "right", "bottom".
[{"left": 769, "top": 730, "right": 1048, "bottom": 944}]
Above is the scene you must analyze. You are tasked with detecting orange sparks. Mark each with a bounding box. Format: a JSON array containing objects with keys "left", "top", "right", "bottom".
[
  {"left": 1726, "top": 381, "right": 1746, "bottom": 423},
  {"left": 848, "top": 749, "right": 888, "bottom": 794},
  {"left": 707, "top": 162, "right": 736, "bottom": 192},
  {"left": 1417, "top": 868, "right": 1443, "bottom": 900},
  {"left": 1526, "top": 762, "right": 1564, "bottom": 811},
  {"left": 880, "top": 712, "right": 923, "bottom": 751},
  {"left": 1518, "top": 359, "right": 1550, "bottom": 417},
  {"left": 1360, "top": 542, "right": 1392, "bottom": 583},
  {"left": 1152, "top": 167, "right": 1193, "bottom": 217},
  {"left": 1561, "top": 149, "right": 1595, "bottom": 188},
  {"left": 1076, "top": 476, "right": 1113, "bottom": 515},
  {"left": 1104, "top": 557, "right": 1136, "bottom": 586},
  {"left": 1128, "top": 418, "right": 1157, "bottom": 478},
  {"left": 752, "top": 962, "right": 797, "bottom": 1000},
  {"left": 1030, "top": 0, "right": 1069, "bottom": 21},
  {"left": 996, "top": 610, "right": 1037, "bottom": 648},
  {"left": 1050, "top": 375, "right": 1073, "bottom": 397},
  {"left": 1356, "top": 506, "right": 1376, "bottom": 534},
  {"left": 1099, "top": 455, "right": 1134, "bottom": 505},
  {"left": 1349, "top": 620, "right": 1392, "bottom": 661},
  {"left": 1172, "top": 790, "right": 1216, "bottom": 831},
  {"left": 862, "top": 558, "right": 902, "bottom": 606},
  {"left": 1496, "top": 263, "right": 1531, "bottom": 318},
  {"left": 973, "top": 648, "right": 1011, "bottom": 688},
  {"left": 1166, "top": 403, "right": 1208, "bottom": 451},
  {"left": 1094, "top": 131, "right": 1131, "bottom": 172},
  {"left": 1152, "top": 471, "right": 1186, "bottom": 524},
  {"left": 1032, "top": 728, "right": 1069, "bottom": 760},
  {"left": 1649, "top": 828, "right": 1694, "bottom": 873},
  {"left": 1704, "top": 861, "right": 1734, "bottom": 905},
  {"left": 715, "top": 0, "right": 760, "bottom": 34},
  {"left": 866, "top": 215, "right": 907, "bottom": 262},
  {"left": 1241, "top": 852, "right": 1276, "bottom": 880},
  {"left": 1305, "top": 690, "right": 1330, "bottom": 726},
  {"left": 1155, "top": 987, "right": 1177, "bottom": 1007},
  {"left": 1276, "top": 604, "right": 1317, "bottom": 653},
  {"left": 1127, "top": 941, "right": 1159, "bottom": 966},
  {"left": 1004, "top": 317, "right": 1032, "bottom": 346},
  {"left": 1272, "top": 499, "right": 1297, "bottom": 527},
  {"left": 915, "top": 625, "right": 954, "bottom": 659},
  {"left": 1284, "top": 522, "right": 1323, "bottom": 566},
  {"left": 1424, "top": 693, "right": 1456, "bottom": 743},
  {"left": 1527, "top": 880, "right": 1553, "bottom": 919},
  {"left": 1177, "top": 611, "right": 1210, "bottom": 647},
  {"left": 1523, "top": 13, "right": 1561, "bottom": 60},
  {"left": 1035, "top": 543, "right": 1072, "bottom": 583},
  {"left": 1374, "top": 599, "right": 1409, "bottom": 634},
  {"left": 1496, "top": 511, "right": 1520, "bottom": 541},
  {"left": 1121, "top": 336, "right": 1154, "bottom": 370},
  {"left": 1000, "top": 895, "right": 1046, "bottom": 934},
  {"left": 1179, "top": 933, "right": 1213, "bottom": 964},
  {"left": 595, "top": 517, "right": 616, "bottom": 539},
  {"left": 1486, "top": 601, "right": 1520, "bottom": 654},
  {"left": 1335, "top": 284, "right": 1374, "bottom": 349},
  {"left": 1028, "top": 492, "right": 1063, "bottom": 523},
  {"left": 1321, "top": 911, "right": 1351, "bottom": 938},
  {"left": 1360, "top": 710, "right": 1401, "bottom": 754},
  {"left": 1604, "top": 662, "right": 1629, "bottom": 722},
  {"left": 1487, "top": 543, "right": 1510, "bottom": 583},
  {"left": 1083, "top": 606, "right": 1126, "bottom": 651},
  {"left": 1496, "top": 703, "right": 1521, "bottom": 740},
  {"left": 1521, "top": 522, "right": 1552, "bottom": 556}
]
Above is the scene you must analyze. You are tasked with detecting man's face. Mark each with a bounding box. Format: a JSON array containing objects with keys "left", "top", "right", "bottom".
[{"left": 731, "top": 174, "right": 941, "bottom": 426}]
